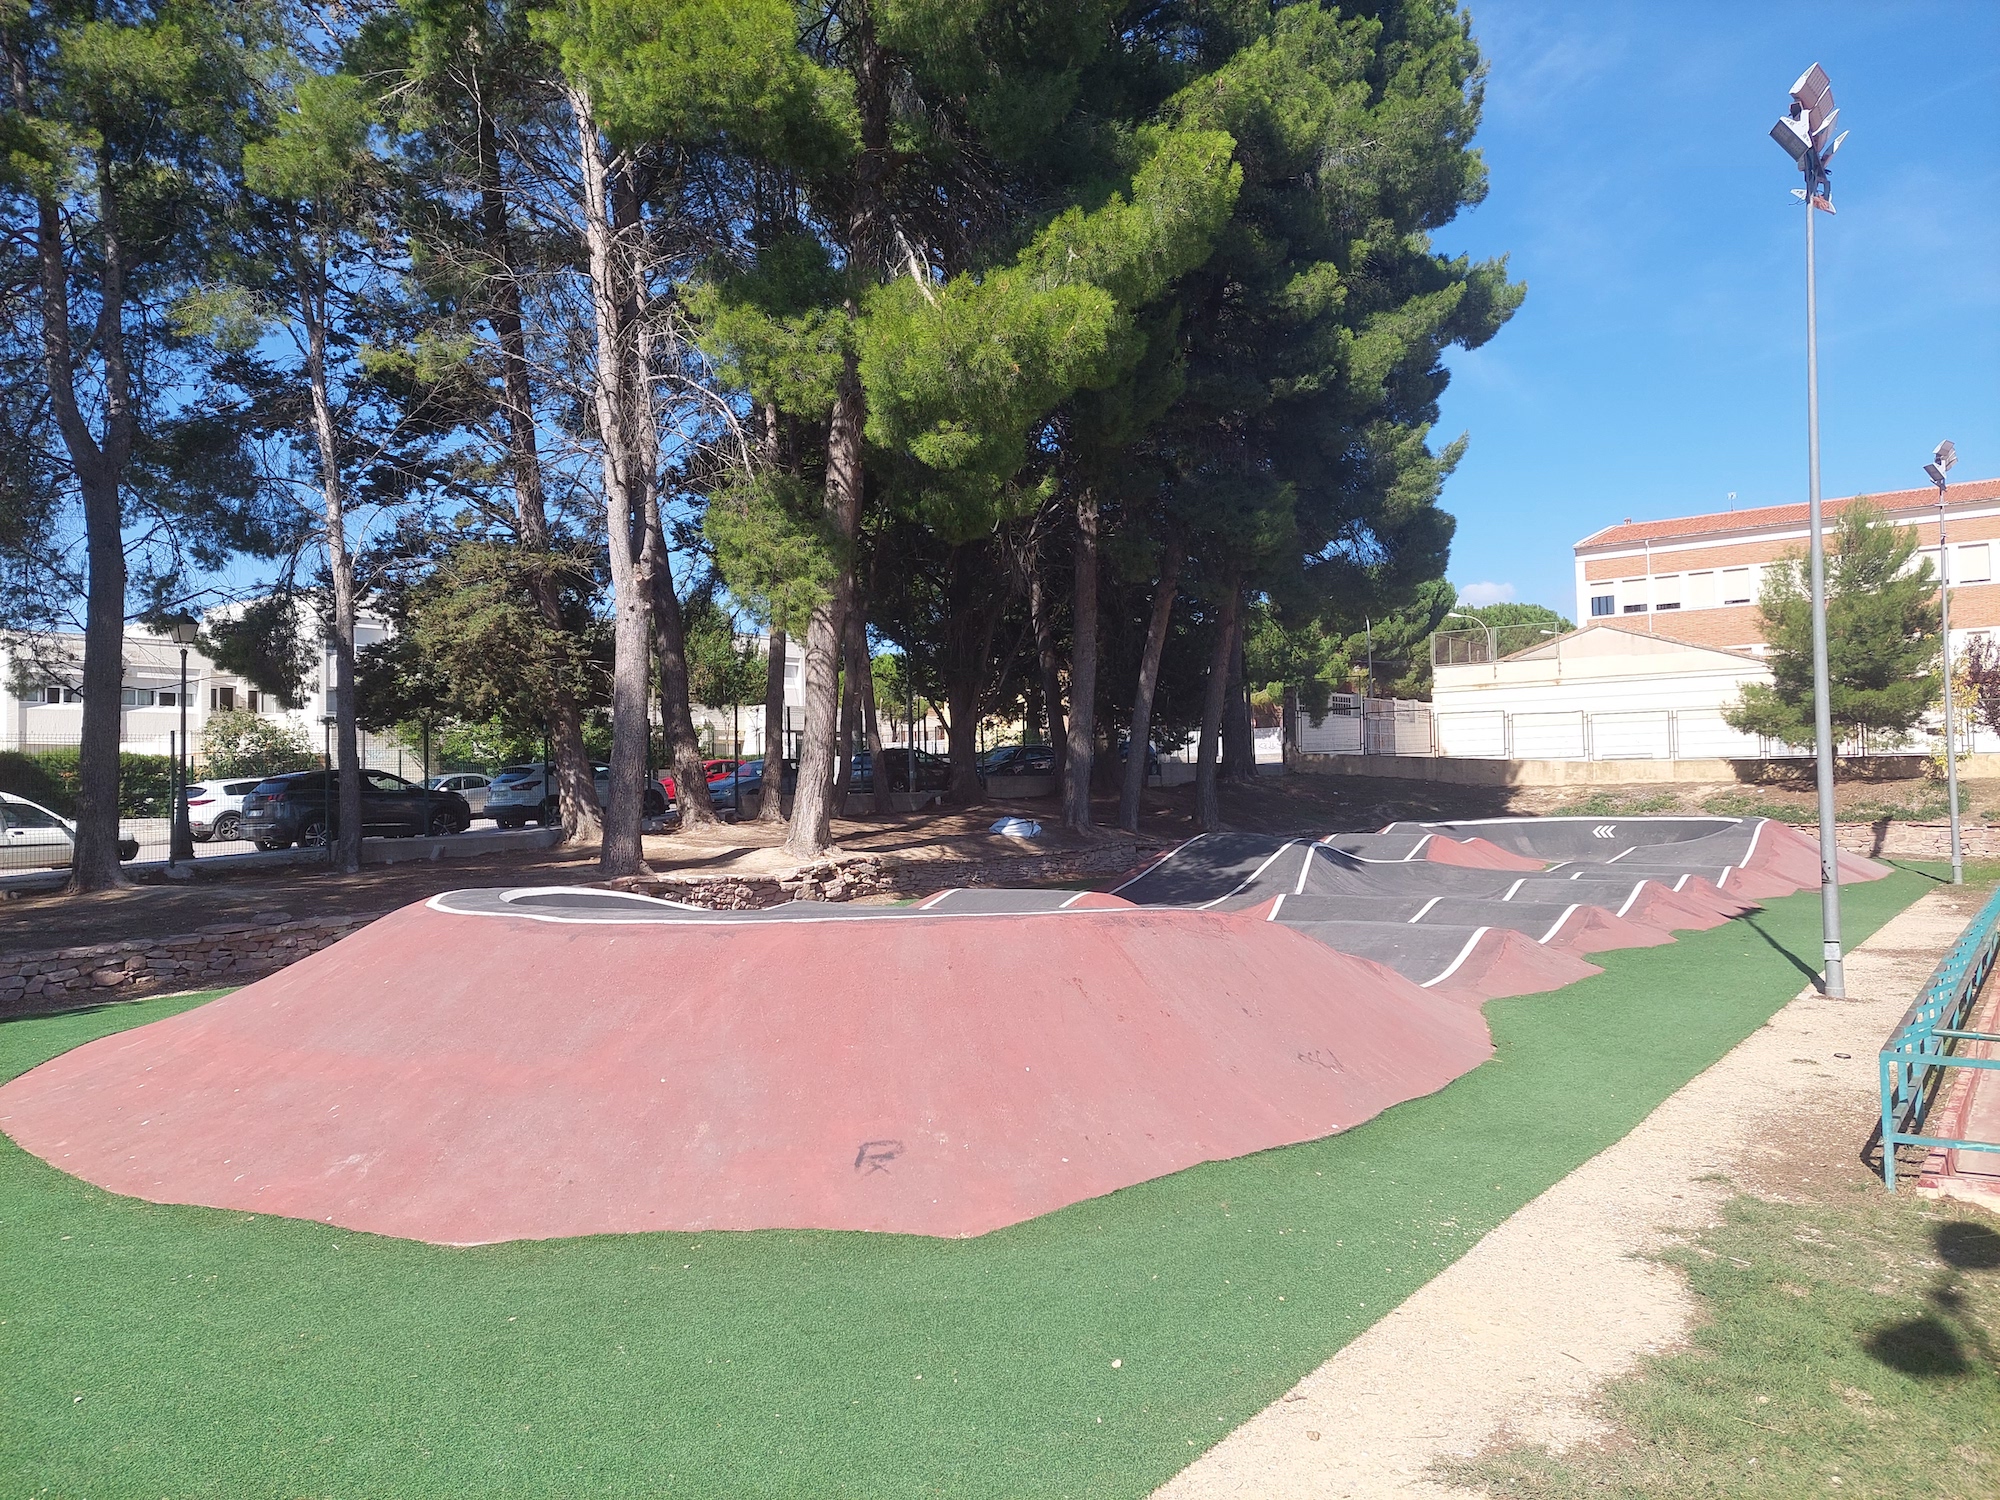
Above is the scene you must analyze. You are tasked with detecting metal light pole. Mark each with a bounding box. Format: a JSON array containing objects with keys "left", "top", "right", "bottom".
[
  {"left": 168, "top": 618, "right": 199, "bottom": 862},
  {"left": 1928, "top": 440, "right": 1962, "bottom": 883},
  {"left": 1771, "top": 63, "right": 1850, "bottom": 997}
]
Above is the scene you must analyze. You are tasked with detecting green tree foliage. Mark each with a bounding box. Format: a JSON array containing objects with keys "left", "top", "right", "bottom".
[
  {"left": 1463, "top": 601, "right": 1574, "bottom": 634},
  {"left": 682, "top": 597, "right": 765, "bottom": 710},
  {"left": 1724, "top": 501, "right": 1942, "bottom": 747},
  {"left": 198, "top": 597, "right": 315, "bottom": 708},
  {"left": 199, "top": 710, "right": 316, "bottom": 779}
]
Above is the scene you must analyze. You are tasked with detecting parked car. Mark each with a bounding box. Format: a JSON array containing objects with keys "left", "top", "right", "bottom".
[
  {"left": 846, "top": 747, "right": 951, "bottom": 793},
  {"left": 238, "top": 769, "right": 474, "bottom": 850},
  {"left": 183, "top": 777, "right": 266, "bottom": 842},
  {"left": 657, "top": 759, "right": 740, "bottom": 802},
  {"left": 427, "top": 772, "right": 492, "bottom": 816},
  {"left": 487, "top": 762, "right": 667, "bottom": 829},
  {"left": 979, "top": 744, "right": 1057, "bottom": 782},
  {"left": 1, "top": 791, "right": 140, "bottom": 869}
]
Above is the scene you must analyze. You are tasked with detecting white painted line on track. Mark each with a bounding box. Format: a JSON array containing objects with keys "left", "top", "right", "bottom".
[
  {"left": 1401, "top": 833, "right": 1435, "bottom": 862},
  {"left": 1109, "top": 835, "right": 1203, "bottom": 894},
  {"left": 1422, "top": 927, "right": 1492, "bottom": 988},
  {"left": 1293, "top": 845, "right": 1318, "bottom": 894},
  {"left": 1673, "top": 873, "right": 1690, "bottom": 892},
  {"left": 1616, "top": 881, "right": 1649, "bottom": 918},
  {"left": 1408, "top": 896, "right": 1443, "bottom": 924},
  {"left": 1058, "top": 891, "right": 1090, "bottom": 908},
  {"left": 919, "top": 889, "right": 960, "bottom": 910},
  {"left": 1539, "top": 904, "right": 1580, "bottom": 944},
  {"left": 1266, "top": 894, "right": 1286, "bottom": 922},
  {"left": 1606, "top": 846, "right": 1636, "bottom": 863},
  {"left": 1502, "top": 878, "right": 1527, "bottom": 901},
  {"left": 1197, "top": 840, "right": 1305, "bottom": 910}
]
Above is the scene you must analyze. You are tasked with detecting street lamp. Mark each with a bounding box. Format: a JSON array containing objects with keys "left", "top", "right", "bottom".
[
  {"left": 167, "top": 616, "right": 199, "bottom": 863},
  {"left": 1927, "top": 440, "right": 1962, "bottom": 885},
  {"left": 1771, "top": 63, "right": 1850, "bottom": 997}
]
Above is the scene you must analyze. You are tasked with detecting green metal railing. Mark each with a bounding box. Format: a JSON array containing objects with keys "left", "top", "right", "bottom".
[{"left": 1879, "top": 884, "right": 2000, "bottom": 1190}]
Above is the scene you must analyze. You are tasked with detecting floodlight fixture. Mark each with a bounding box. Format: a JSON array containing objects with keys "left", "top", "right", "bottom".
[{"left": 1772, "top": 62, "right": 1843, "bottom": 213}]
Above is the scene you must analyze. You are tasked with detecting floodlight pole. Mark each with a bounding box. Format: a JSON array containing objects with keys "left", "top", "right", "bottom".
[
  {"left": 1802, "top": 181, "right": 1845, "bottom": 997},
  {"left": 1935, "top": 475, "right": 1963, "bottom": 884}
]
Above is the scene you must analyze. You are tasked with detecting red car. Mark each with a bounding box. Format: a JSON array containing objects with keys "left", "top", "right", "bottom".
[{"left": 658, "top": 760, "right": 739, "bottom": 801}]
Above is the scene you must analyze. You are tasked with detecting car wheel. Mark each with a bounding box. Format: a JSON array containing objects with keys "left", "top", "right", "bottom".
[
  {"left": 298, "top": 818, "right": 330, "bottom": 851},
  {"left": 427, "top": 808, "right": 457, "bottom": 837},
  {"left": 214, "top": 812, "right": 242, "bottom": 842}
]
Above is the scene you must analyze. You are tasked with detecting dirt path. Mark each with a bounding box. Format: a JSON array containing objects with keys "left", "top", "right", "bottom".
[{"left": 1153, "top": 880, "right": 1982, "bottom": 1500}]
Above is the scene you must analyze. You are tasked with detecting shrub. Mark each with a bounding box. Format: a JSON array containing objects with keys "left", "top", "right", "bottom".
[
  {"left": 200, "top": 711, "right": 316, "bottom": 780},
  {"left": 0, "top": 749, "right": 175, "bottom": 817}
]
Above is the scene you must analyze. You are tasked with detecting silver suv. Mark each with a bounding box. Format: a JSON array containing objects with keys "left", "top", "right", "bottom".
[{"left": 184, "top": 778, "right": 266, "bottom": 843}]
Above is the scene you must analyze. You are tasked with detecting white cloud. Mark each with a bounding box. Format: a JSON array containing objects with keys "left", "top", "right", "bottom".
[{"left": 1457, "top": 581, "right": 1518, "bottom": 607}]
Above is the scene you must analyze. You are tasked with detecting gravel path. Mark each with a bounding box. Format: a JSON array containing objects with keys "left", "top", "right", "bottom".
[{"left": 1154, "top": 881, "right": 1981, "bottom": 1500}]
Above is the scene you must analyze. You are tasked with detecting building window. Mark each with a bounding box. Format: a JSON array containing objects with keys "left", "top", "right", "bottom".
[
  {"left": 246, "top": 689, "right": 262, "bottom": 713},
  {"left": 28, "top": 684, "right": 82, "bottom": 704},
  {"left": 120, "top": 687, "right": 156, "bottom": 707},
  {"left": 1685, "top": 571, "right": 1717, "bottom": 610},
  {"left": 210, "top": 685, "right": 236, "bottom": 711},
  {"left": 1652, "top": 574, "right": 1681, "bottom": 611},
  {"left": 1622, "top": 602, "right": 1646, "bottom": 613},
  {"left": 1957, "top": 543, "right": 1991, "bottom": 584},
  {"left": 1589, "top": 594, "right": 1615, "bottom": 617},
  {"left": 1720, "top": 567, "right": 1753, "bottom": 605},
  {"left": 156, "top": 692, "right": 176, "bottom": 707}
]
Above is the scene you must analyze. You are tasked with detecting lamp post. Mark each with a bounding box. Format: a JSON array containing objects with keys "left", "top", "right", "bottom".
[
  {"left": 1770, "top": 63, "right": 1849, "bottom": 997},
  {"left": 167, "top": 617, "right": 199, "bottom": 862},
  {"left": 1927, "top": 440, "right": 1962, "bottom": 884}
]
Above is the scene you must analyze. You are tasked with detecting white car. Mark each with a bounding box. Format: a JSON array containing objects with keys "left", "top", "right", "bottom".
[
  {"left": 184, "top": 777, "right": 267, "bottom": 843},
  {"left": 0, "top": 791, "right": 77, "bottom": 870},
  {"left": 427, "top": 772, "right": 492, "bottom": 817}
]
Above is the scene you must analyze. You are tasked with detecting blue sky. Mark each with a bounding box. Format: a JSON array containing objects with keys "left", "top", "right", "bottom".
[{"left": 1431, "top": 1, "right": 2000, "bottom": 616}]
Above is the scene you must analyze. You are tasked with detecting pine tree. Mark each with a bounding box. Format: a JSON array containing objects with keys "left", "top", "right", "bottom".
[{"left": 1725, "top": 500, "right": 1942, "bottom": 748}]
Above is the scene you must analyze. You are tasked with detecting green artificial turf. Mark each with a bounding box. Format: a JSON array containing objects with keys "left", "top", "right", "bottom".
[{"left": 0, "top": 870, "right": 1937, "bottom": 1497}]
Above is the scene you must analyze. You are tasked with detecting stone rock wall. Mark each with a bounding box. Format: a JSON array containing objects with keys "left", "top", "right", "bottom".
[{"left": 2, "top": 913, "right": 383, "bottom": 1018}]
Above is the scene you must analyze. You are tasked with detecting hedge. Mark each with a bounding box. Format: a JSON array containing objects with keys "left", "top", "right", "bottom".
[{"left": 0, "top": 750, "right": 176, "bottom": 818}]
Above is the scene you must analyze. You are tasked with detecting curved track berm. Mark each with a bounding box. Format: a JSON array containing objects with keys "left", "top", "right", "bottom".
[{"left": 0, "top": 817, "right": 1884, "bottom": 1243}]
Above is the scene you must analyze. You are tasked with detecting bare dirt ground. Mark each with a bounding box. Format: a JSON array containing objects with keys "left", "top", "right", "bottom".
[{"left": 1152, "top": 882, "right": 1982, "bottom": 1500}]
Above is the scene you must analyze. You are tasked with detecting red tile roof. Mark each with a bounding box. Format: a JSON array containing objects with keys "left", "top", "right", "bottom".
[{"left": 1575, "top": 477, "right": 2000, "bottom": 551}]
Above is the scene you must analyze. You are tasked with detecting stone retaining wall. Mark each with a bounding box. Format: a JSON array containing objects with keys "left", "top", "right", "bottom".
[
  {"left": 2, "top": 912, "right": 384, "bottom": 1018},
  {"left": 1835, "top": 821, "right": 2000, "bottom": 861}
]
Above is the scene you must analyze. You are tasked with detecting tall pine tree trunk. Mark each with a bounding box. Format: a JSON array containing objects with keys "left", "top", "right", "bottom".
[
  {"left": 1119, "top": 539, "right": 1182, "bottom": 833},
  {"left": 28, "top": 142, "right": 136, "bottom": 891},
  {"left": 786, "top": 362, "right": 861, "bottom": 855},
  {"left": 846, "top": 610, "right": 884, "bottom": 815},
  {"left": 1194, "top": 579, "right": 1240, "bottom": 833},
  {"left": 1030, "top": 556, "right": 1066, "bottom": 777},
  {"left": 1060, "top": 493, "right": 1100, "bottom": 832},
  {"left": 758, "top": 627, "right": 788, "bottom": 822},
  {"left": 479, "top": 112, "right": 599, "bottom": 843},
  {"left": 570, "top": 85, "right": 653, "bottom": 876},
  {"left": 786, "top": 1, "right": 887, "bottom": 857},
  {"left": 1221, "top": 613, "right": 1256, "bottom": 780},
  {"left": 298, "top": 245, "right": 363, "bottom": 872}
]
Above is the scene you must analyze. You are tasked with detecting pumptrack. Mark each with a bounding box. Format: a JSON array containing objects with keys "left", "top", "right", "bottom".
[{"left": 0, "top": 817, "right": 1884, "bottom": 1244}]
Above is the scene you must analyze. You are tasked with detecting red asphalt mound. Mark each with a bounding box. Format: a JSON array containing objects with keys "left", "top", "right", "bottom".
[
  {"left": 1619, "top": 880, "right": 1734, "bottom": 935},
  {"left": 1426, "top": 927, "right": 1602, "bottom": 1004},
  {"left": 1540, "top": 903, "right": 1676, "bottom": 956},
  {"left": 0, "top": 901, "right": 1492, "bottom": 1245},
  {"left": 1425, "top": 835, "right": 1544, "bottom": 871}
]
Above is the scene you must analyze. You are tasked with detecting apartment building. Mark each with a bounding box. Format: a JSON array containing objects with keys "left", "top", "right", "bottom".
[
  {"left": 1, "top": 606, "right": 392, "bottom": 755},
  {"left": 1572, "top": 476, "right": 2000, "bottom": 654}
]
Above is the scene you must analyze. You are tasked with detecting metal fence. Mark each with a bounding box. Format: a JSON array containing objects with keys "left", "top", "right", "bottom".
[
  {"left": 1295, "top": 695, "right": 1437, "bottom": 757},
  {"left": 1879, "top": 883, "right": 2000, "bottom": 1190}
]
